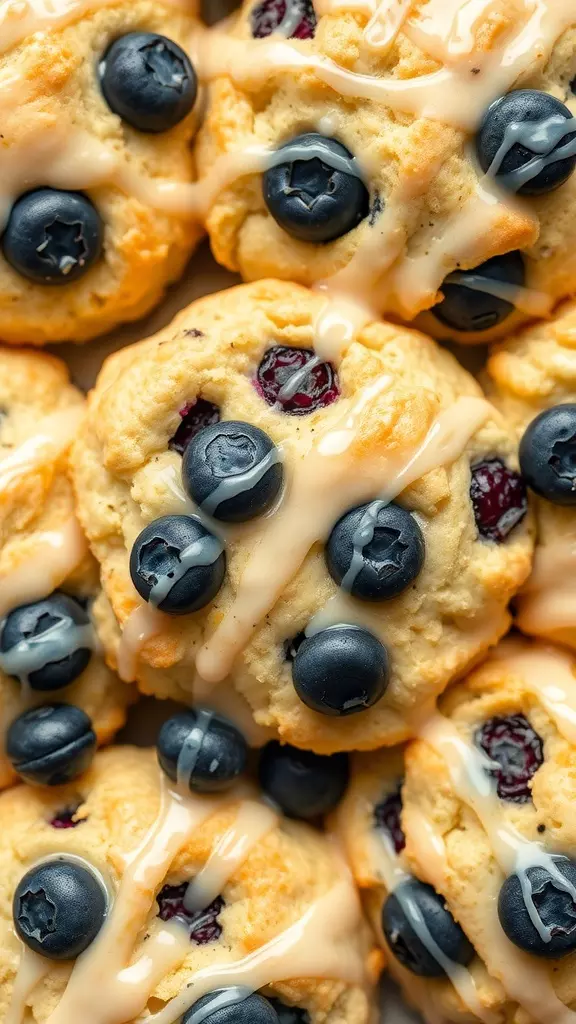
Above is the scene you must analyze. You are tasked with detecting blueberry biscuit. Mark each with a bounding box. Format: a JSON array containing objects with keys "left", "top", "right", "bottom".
[
  {"left": 0, "top": 0, "right": 202, "bottom": 344},
  {"left": 486, "top": 299, "right": 576, "bottom": 649},
  {"left": 337, "top": 637, "right": 576, "bottom": 1024},
  {"left": 0, "top": 347, "right": 132, "bottom": 789},
  {"left": 197, "top": 0, "right": 576, "bottom": 345},
  {"left": 0, "top": 742, "right": 379, "bottom": 1024},
  {"left": 71, "top": 279, "right": 533, "bottom": 753}
]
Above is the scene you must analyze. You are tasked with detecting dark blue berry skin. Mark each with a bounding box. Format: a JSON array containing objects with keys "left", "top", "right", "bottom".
[
  {"left": 268, "top": 1001, "right": 310, "bottom": 1024},
  {"left": 263, "top": 134, "right": 369, "bottom": 243},
  {"left": 99, "top": 33, "right": 197, "bottom": 133},
  {"left": 0, "top": 592, "right": 91, "bottom": 691},
  {"left": 182, "top": 420, "right": 283, "bottom": 523},
  {"left": 433, "top": 251, "right": 525, "bottom": 333},
  {"left": 292, "top": 624, "right": 389, "bottom": 716},
  {"left": 519, "top": 404, "right": 576, "bottom": 506},
  {"left": 326, "top": 502, "right": 425, "bottom": 601},
  {"left": 130, "top": 514, "right": 226, "bottom": 615},
  {"left": 6, "top": 704, "right": 96, "bottom": 786},
  {"left": 476, "top": 90, "right": 576, "bottom": 195},
  {"left": 382, "top": 879, "right": 474, "bottom": 977},
  {"left": 258, "top": 741, "right": 349, "bottom": 819},
  {"left": 498, "top": 857, "right": 576, "bottom": 957},
  {"left": 13, "top": 858, "right": 107, "bottom": 959},
  {"left": 182, "top": 991, "right": 280, "bottom": 1024},
  {"left": 157, "top": 708, "right": 247, "bottom": 792},
  {"left": 3, "top": 190, "right": 103, "bottom": 285}
]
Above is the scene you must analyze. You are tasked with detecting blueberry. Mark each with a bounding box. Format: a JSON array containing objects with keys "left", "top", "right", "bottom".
[
  {"left": 498, "top": 857, "right": 576, "bottom": 957},
  {"left": 292, "top": 624, "right": 389, "bottom": 716},
  {"left": 251, "top": 0, "right": 316, "bottom": 38},
  {"left": 182, "top": 991, "right": 280, "bottom": 1024},
  {"left": 326, "top": 502, "right": 425, "bottom": 601},
  {"left": 6, "top": 704, "right": 96, "bottom": 786},
  {"left": 258, "top": 741, "right": 349, "bottom": 819},
  {"left": 99, "top": 33, "right": 197, "bottom": 133},
  {"left": 476, "top": 90, "right": 576, "bottom": 195},
  {"left": 268, "top": 1001, "right": 310, "bottom": 1024},
  {"left": 263, "top": 134, "right": 369, "bottom": 243},
  {"left": 519, "top": 404, "right": 576, "bottom": 505},
  {"left": 254, "top": 345, "right": 340, "bottom": 415},
  {"left": 470, "top": 459, "right": 527, "bottom": 542},
  {"left": 433, "top": 251, "right": 525, "bottom": 333},
  {"left": 182, "top": 421, "right": 284, "bottom": 523},
  {"left": 13, "top": 857, "right": 107, "bottom": 959},
  {"left": 382, "top": 878, "right": 474, "bottom": 977},
  {"left": 374, "top": 785, "right": 405, "bottom": 854},
  {"left": 169, "top": 400, "right": 221, "bottom": 456},
  {"left": 0, "top": 592, "right": 92, "bottom": 690},
  {"left": 157, "top": 887, "right": 224, "bottom": 943},
  {"left": 129, "top": 514, "right": 226, "bottom": 615},
  {"left": 3, "top": 189, "right": 103, "bottom": 285},
  {"left": 475, "top": 714, "right": 543, "bottom": 803},
  {"left": 157, "top": 708, "right": 247, "bottom": 792}
]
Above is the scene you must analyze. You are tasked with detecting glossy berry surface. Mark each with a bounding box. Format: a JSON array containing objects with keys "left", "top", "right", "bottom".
[
  {"left": 3, "top": 189, "right": 102, "bottom": 285},
  {"left": 475, "top": 713, "right": 543, "bottom": 803},
  {"left": 169, "top": 399, "right": 221, "bottom": 455},
  {"left": 255, "top": 345, "right": 339, "bottom": 415},
  {"left": 433, "top": 251, "right": 525, "bottom": 333},
  {"left": 100, "top": 33, "right": 197, "bottom": 133},
  {"left": 292, "top": 624, "right": 389, "bottom": 716},
  {"left": 268, "top": 1001, "right": 310, "bottom": 1024},
  {"left": 470, "top": 459, "right": 527, "bottom": 542},
  {"left": 263, "top": 133, "right": 369, "bottom": 243},
  {"left": 130, "top": 514, "right": 225, "bottom": 615},
  {"left": 49, "top": 805, "right": 83, "bottom": 829},
  {"left": 498, "top": 857, "right": 576, "bottom": 957},
  {"left": 326, "top": 501, "right": 425, "bottom": 601},
  {"left": 13, "top": 858, "right": 107, "bottom": 959},
  {"left": 374, "top": 785, "right": 405, "bottom": 854},
  {"left": 158, "top": 708, "right": 247, "bottom": 792},
  {"left": 156, "top": 886, "right": 224, "bottom": 944},
  {"left": 6, "top": 704, "right": 96, "bottom": 786},
  {"left": 0, "top": 592, "right": 92, "bottom": 691},
  {"left": 258, "top": 741, "right": 349, "bottom": 819},
  {"left": 250, "top": 0, "right": 316, "bottom": 38},
  {"left": 519, "top": 404, "right": 576, "bottom": 506},
  {"left": 477, "top": 90, "right": 576, "bottom": 195},
  {"left": 382, "top": 878, "right": 474, "bottom": 977},
  {"left": 182, "top": 420, "right": 283, "bottom": 522},
  {"left": 183, "top": 991, "right": 280, "bottom": 1024}
]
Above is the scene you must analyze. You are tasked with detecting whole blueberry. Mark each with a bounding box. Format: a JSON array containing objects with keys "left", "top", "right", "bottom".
[
  {"left": 13, "top": 857, "right": 107, "bottom": 959},
  {"left": 157, "top": 708, "right": 247, "bottom": 792},
  {"left": 0, "top": 592, "right": 92, "bottom": 691},
  {"left": 3, "top": 189, "right": 103, "bottom": 285},
  {"left": 433, "top": 251, "right": 525, "bottom": 333},
  {"left": 6, "top": 704, "right": 96, "bottom": 786},
  {"left": 476, "top": 90, "right": 576, "bottom": 195},
  {"left": 182, "top": 991, "right": 280, "bottom": 1024},
  {"left": 99, "top": 33, "right": 197, "bottom": 133},
  {"left": 292, "top": 624, "right": 389, "bottom": 716},
  {"left": 382, "top": 878, "right": 474, "bottom": 977},
  {"left": 258, "top": 741, "right": 349, "bottom": 819},
  {"left": 130, "top": 514, "right": 226, "bottom": 615},
  {"left": 263, "top": 134, "right": 369, "bottom": 243},
  {"left": 326, "top": 501, "right": 425, "bottom": 601},
  {"left": 519, "top": 404, "right": 576, "bottom": 505},
  {"left": 498, "top": 857, "right": 576, "bottom": 957},
  {"left": 182, "top": 420, "right": 283, "bottom": 523}
]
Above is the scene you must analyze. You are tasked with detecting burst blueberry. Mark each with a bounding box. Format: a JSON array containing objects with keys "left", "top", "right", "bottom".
[
  {"left": 157, "top": 708, "right": 247, "bottom": 792},
  {"left": 99, "top": 33, "right": 197, "bottom": 133},
  {"left": 477, "top": 90, "right": 576, "bottom": 195},
  {"left": 263, "top": 134, "right": 369, "bottom": 243},
  {"left": 519, "top": 404, "right": 576, "bottom": 505},
  {"left": 433, "top": 251, "right": 526, "bottom": 333},
  {"left": 382, "top": 878, "right": 474, "bottom": 977},
  {"left": 475, "top": 713, "right": 543, "bottom": 803},
  {"left": 0, "top": 592, "right": 92, "bottom": 691},
  {"left": 292, "top": 624, "right": 389, "bottom": 716},
  {"left": 470, "top": 459, "right": 527, "bottom": 542},
  {"left": 7, "top": 703, "right": 96, "bottom": 786},
  {"left": 250, "top": 0, "right": 316, "bottom": 38},
  {"left": 374, "top": 785, "right": 405, "bottom": 854},
  {"left": 183, "top": 991, "right": 280, "bottom": 1024},
  {"left": 259, "top": 741, "right": 349, "bottom": 819},
  {"left": 13, "top": 858, "right": 107, "bottom": 959},
  {"left": 169, "top": 399, "right": 221, "bottom": 455},
  {"left": 3, "top": 190, "right": 103, "bottom": 285},
  {"left": 499, "top": 857, "right": 576, "bottom": 957},
  {"left": 182, "top": 420, "right": 283, "bottom": 522},
  {"left": 254, "top": 345, "right": 339, "bottom": 414},
  {"left": 130, "top": 514, "right": 226, "bottom": 615},
  {"left": 156, "top": 886, "right": 224, "bottom": 944}
]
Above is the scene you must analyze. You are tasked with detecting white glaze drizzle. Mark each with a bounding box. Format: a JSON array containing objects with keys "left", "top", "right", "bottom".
[
  {"left": 0, "top": 519, "right": 88, "bottom": 619},
  {"left": 489, "top": 639, "right": 576, "bottom": 747},
  {"left": 516, "top": 537, "right": 576, "bottom": 639},
  {"left": 148, "top": 532, "right": 224, "bottom": 608},
  {"left": 115, "top": 604, "right": 168, "bottom": 683},
  {"left": 0, "top": 408, "right": 83, "bottom": 492},
  {"left": 200, "top": 447, "right": 282, "bottom": 518},
  {"left": 5, "top": 946, "right": 51, "bottom": 1024},
  {"left": 487, "top": 115, "right": 576, "bottom": 194},
  {"left": 0, "top": 614, "right": 94, "bottom": 684}
]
